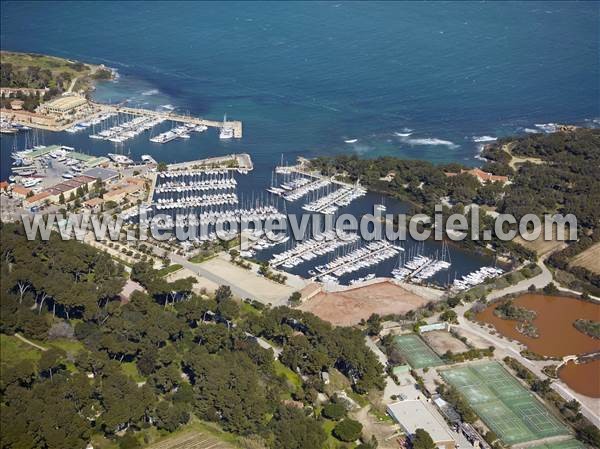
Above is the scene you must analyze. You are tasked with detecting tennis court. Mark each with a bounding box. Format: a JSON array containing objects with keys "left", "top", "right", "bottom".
[
  {"left": 393, "top": 334, "right": 444, "bottom": 369},
  {"left": 441, "top": 361, "right": 569, "bottom": 445}
]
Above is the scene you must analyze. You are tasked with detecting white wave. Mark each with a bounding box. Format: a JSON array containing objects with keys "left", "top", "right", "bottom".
[
  {"left": 400, "top": 136, "right": 458, "bottom": 148},
  {"left": 474, "top": 143, "right": 487, "bottom": 161},
  {"left": 344, "top": 139, "right": 358, "bottom": 144},
  {"left": 394, "top": 132, "right": 413, "bottom": 137},
  {"left": 160, "top": 104, "right": 175, "bottom": 111},
  {"left": 524, "top": 128, "right": 540, "bottom": 134},
  {"left": 141, "top": 89, "right": 160, "bottom": 96},
  {"left": 472, "top": 135, "right": 497, "bottom": 142},
  {"left": 534, "top": 123, "right": 557, "bottom": 133}
]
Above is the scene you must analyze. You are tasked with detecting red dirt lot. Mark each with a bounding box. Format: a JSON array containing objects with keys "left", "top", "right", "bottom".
[{"left": 299, "top": 281, "right": 428, "bottom": 326}]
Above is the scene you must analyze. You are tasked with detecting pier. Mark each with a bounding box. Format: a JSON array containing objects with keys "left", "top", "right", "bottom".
[
  {"left": 311, "top": 242, "right": 402, "bottom": 280},
  {"left": 167, "top": 153, "right": 253, "bottom": 171},
  {"left": 270, "top": 232, "right": 359, "bottom": 268},
  {"left": 98, "top": 104, "right": 243, "bottom": 138}
]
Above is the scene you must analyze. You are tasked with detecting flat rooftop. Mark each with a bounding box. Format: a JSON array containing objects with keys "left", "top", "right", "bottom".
[
  {"left": 42, "top": 95, "right": 87, "bottom": 110},
  {"left": 387, "top": 400, "right": 455, "bottom": 444},
  {"left": 82, "top": 167, "right": 119, "bottom": 181}
]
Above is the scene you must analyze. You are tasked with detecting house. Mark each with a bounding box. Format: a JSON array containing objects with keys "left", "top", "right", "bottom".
[
  {"left": 444, "top": 168, "right": 508, "bottom": 184},
  {"left": 103, "top": 183, "right": 140, "bottom": 203},
  {"left": 23, "top": 191, "right": 52, "bottom": 209},
  {"left": 9, "top": 99, "right": 24, "bottom": 110},
  {"left": 11, "top": 184, "right": 32, "bottom": 200},
  {"left": 83, "top": 197, "right": 105, "bottom": 213},
  {"left": 387, "top": 400, "right": 457, "bottom": 449}
]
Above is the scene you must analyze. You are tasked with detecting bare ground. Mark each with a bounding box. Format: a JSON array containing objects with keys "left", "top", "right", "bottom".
[
  {"left": 299, "top": 281, "right": 428, "bottom": 326},
  {"left": 569, "top": 243, "right": 600, "bottom": 275},
  {"left": 421, "top": 330, "right": 469, "bottom": 355}
]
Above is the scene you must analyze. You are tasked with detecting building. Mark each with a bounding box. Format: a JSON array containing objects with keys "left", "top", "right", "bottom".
[
  {"left": 11, "top": 184, "right": 32, "bottom": 200},
  {"left": 387, "top": 400, "right": 457, "bottom": 449},
  {"left": 82, "top": 167, "right": 119, "bottom": 183},
  {"left": 103, "top": 183, "right": 140, "bottom": 203},
  {"left": 444, "top": 168, "right": 508, "bottom": 184},
  {"left": 42, "top": 175, "right": 97, "bottom": 204},
  {"left": 9, "top": 99, "right": 24, "bottom": 110},
  {"left": 0, "top": 87, "right": 47, "bottom": 98},
  {"left": 0, "top": 109, "right": 57, "bottom": 127},
  {"left": 38, "top": 95, "right": 89, "bottom": 121},
  {"left": 83, "top": 197, "right": 104, "bottom": 213},
  {"left": 23, "top": 191, "right": 52, "bottom": 209}
]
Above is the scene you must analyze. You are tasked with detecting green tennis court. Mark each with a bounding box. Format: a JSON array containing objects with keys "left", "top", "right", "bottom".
[
  {"left": 441, "top": 361, "right": 570, "bottom": 445},
  {"left": 392, "top": 334, "right": 444, "bottom": 369}
]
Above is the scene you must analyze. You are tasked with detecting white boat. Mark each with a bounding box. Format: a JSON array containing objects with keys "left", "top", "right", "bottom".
[
  {"left": 141, "top": 154, "right": 157, "bottom": 164},
  {"left": 62, "top": 172, "right": 74, "bottom": 179},
  {"left": 219, "top": 127, "right": 234, "bottom": 139},
  {"left": 344, "top": 139, "right": 358, "bottom": 144},
  {"left": 22, "top": 178, "right": 42, "bottom": 188},
  {"left": 107, "top": 153, "right": 134, "bottom": 165},
  {"left": 219, "top": 114, "right": 234, "bottom": 139}
]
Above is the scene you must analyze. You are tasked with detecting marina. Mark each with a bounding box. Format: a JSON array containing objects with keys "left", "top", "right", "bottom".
[
  {"left": 2, "top": 125, "right": 504, "bottom": 290},
  {"left": 302, "top": 183, "right": 367, "bottom": 214},
  {"left": 312, "top": 240, "right": 402, "bottom": 281},
  {"left": 269, "top": 230, "right": 360, "bottom": 268}
]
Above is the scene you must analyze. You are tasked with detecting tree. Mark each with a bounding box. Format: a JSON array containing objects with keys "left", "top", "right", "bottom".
[
  {"left": 333, "top": 418, "right": 363, "bottom": 442},
  {"left": 322, "top": 402, "right": 346, "bottom": 420},
  {"left": 440, "top": 310, "right": 458, "bottom": 323},
  {"left": 214, "top": 285, "right": 232, "bottom": 303},
  {"left": 288, "top": 291, "right": 302, "bottom": 305},
  {"left": 365, "top": 313, "right": 382, "bottom": 336},
  {"left": 543, "top": 282, "right": 559, "bottom": 295},
  {"left": 157, "top": 162, "right": 168, "bottom": 172},
  {"left": 413, "top": 428, "right": 436, "bottom": 449},
  {"left": 270, "top": 406, "right": 327, "bottom": 449}
]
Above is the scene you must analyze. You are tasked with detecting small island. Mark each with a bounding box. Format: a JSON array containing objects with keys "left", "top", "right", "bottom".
[
  {"left": 573, "top": 319, "right": 600, "bottom": 340},
  {"left": 493, "top": 300, "right": 539, "bottom": 338}
]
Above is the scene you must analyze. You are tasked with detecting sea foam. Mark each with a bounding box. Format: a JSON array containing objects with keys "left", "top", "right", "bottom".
[
  {"left": 472, "top": 135, "right": 497, "bottom": 142},
  {"left": 400, "top": 136, "right": 458, "bottom": 148}
]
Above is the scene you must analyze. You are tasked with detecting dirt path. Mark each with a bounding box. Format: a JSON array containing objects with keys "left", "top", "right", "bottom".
[{"left": 14, "top": 333, "right": 47, "bottom": 351}]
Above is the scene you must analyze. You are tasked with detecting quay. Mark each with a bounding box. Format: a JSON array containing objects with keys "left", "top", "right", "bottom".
[
  {"left": 99, "top": 104, "right": 243, "bottom": 138},
  {"left": 167, "top": 153, "right": 253, "bottom": 171}
]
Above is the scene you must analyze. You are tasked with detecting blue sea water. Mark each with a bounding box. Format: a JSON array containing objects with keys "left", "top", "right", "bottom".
[
  {"left": 1, "top": 1, "right": 598, "bottom": 174},
  {"left": 0, "top": 2, "right": 598, "bottom": 284}
]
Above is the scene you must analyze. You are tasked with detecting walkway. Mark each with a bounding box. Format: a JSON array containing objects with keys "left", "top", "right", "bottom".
[{"left": 14, "top": 333, "right": 47, "bottom": 351}]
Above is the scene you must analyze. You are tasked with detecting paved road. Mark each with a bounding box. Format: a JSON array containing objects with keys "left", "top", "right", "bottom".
[
  {"left": 488, "top": 259, "right": 552, "bottom": 300},
  {"left": 170, "top": 253, "right": 260, "bottom": 301}
]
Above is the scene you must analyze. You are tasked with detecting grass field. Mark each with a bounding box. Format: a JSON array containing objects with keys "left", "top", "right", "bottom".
[
  {"left": 570, "top": 243, "right": 600, "bottom": 275},
  {"left": 144, "top": 430, "right": 234, "bottom": 449},
  {"left": 273, "top": 360, "right": 302, "bottom": 391},
  {"left": 393, "top": 334, "right": 444, "bottom": 369},
  {"left": 0, "top": 334, "right": 42, "bottom": 368},
  {"left": 441, "top": 361, "right": 569, "bottom": 445},
  {"left": 1, "top": 51, "right": 95, "bottom": 77}
]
